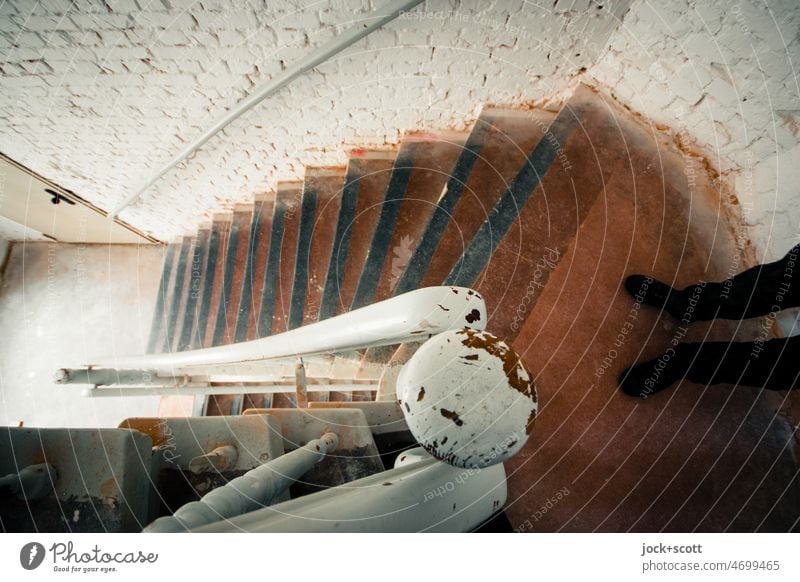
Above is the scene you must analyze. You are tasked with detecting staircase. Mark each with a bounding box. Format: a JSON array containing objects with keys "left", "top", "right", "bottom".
[{"left": 146, "top": 84, "right": 800, "bottom": 532}]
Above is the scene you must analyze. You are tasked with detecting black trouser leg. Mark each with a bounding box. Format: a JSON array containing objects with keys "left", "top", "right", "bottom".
[
  {"left": 678, "top": 336, "right": 800, "bottom": 390},
  {"left": 679, "top": 243, "right": 800, "bottom": 321}
]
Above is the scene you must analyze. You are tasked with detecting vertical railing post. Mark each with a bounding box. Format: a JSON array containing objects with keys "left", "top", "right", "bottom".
[{"left": 295, "top": 358, "right": 308, "bottom": 408}]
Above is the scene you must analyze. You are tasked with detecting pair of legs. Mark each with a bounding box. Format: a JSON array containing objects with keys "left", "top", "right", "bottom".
[{"left": 619, "top": 244, "right": 800, "bottom": 397}]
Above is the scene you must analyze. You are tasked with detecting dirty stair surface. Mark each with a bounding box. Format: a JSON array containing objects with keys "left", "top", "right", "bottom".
[{"left": 147, "top": 84, "right": 800, "bottom": 532}]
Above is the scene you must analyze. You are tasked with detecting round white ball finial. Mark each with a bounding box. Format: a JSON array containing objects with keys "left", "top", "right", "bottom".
[{"left": 396, "top": 328, "right": 537, "bottom": 469}]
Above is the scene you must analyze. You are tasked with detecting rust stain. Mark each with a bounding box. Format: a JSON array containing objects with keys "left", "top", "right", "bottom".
[
  {"left": 119, "top": 418, "right": 166, "bottom": 447},
  {"left": 440, "top": 408, "right": 464, "bottom": 427},
  {"left": 526, "top": 409, "right": 537, "bottom": 436},
  {"left": 417, "top": 386, "right": 425, "bottom": 401},
  {"left": 99, "top": 477, "right": 118, "bottom": 498},
  {"left": 460, "top": 329, "right": 537, "bottom": 404},
  {"left": 465, "top": 309, "right": 481, "bottom": 323},
  {"left": 463, "top": 354, "right": 479, "bottom": 361}
]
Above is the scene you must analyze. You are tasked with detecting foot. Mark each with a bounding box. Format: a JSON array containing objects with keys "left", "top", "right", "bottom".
[
  {"left": 618, "top": 352, "right": 685, "bottom": 398},
  {"left": 624, "top": 275, "right": 687, "bottom": 319}
]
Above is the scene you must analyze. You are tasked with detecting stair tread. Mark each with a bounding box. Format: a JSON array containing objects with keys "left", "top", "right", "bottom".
[
  {"left": 468, "top": 96, "right": 609, "bottom": 338},
  {"left": 273, "top": 185, "right": 303, "bottom": 335},
  {"left": 299, "top": 171, "right": 347, "bottom": 327},
  {"left": 241, "top": 196, "right": 275, "bottom": 342},
  {"left": 318, "top": 156, "right": 396, "bottom": 320},
  {"left": 146, "top": 242, "right": 179, "bottom": 354},
  {"left": 202, "top": 217, "right": 232, "bottom": 347},
  {"left": 215, "top": 209, "right": 253, "bottom": 345},
  {"left": 352, "top": 134, "right": 472, "bottom": 310},
  {"left": 175, "top": 228, "right": 210, "bottom": 351},
  {"left": 419, "top": 108, "right": 557, "bottom": 290}
]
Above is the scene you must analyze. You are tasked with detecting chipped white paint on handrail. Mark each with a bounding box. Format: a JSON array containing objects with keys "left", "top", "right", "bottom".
[{"left": 63, "top": 286, "right": 485, "bottom": 377}]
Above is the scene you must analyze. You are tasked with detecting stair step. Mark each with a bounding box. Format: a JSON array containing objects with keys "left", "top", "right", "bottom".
[
  {"left": 272, "top": 184, "right": 304, "bottom": 336},
  {"left": 255, "top": 191, "right": 287, "bottom": 339},
  {"left": 238, "top": 194, "right": 275, "bottom": 342},
  {"left": 420, "top": 107, "right": 557, "bottom": 290},
  {"left": 298, "top": 169, "right": 347, "bottom": 327},
  {"left": 463, "top": 94, "right": 610, "bottom": 338},
  {"left": 289, "top": 168, "right": 345, "bottom": 329},
  {"left": 212, "top": 205, "right": 253, "bottom": 346},
  {"left": 201, "top": 215, "right": 232, "bottom": 348},
  {"left": 192, "top": 217, "right": 225, "bottom": 349},
  {"left": 175, "top": 226, "right": 211, "bottom": 351},
  {"left": 318, "top": 154, "right": 396, "bottom": 320},
  {"left": 352, "top": 134, "right": 467, "bottom": 309},
  {"left": 146, "top": 242, "right": 178, "bottom": 354}
]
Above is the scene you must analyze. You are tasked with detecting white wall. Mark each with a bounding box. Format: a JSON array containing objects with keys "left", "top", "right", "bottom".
[
  {"left": 0, "top": 242, "right": 162, "bottom": 428},
  {"left": 588, "top": 0, "right": 800, "bottom": 261},
  {"left": 0, "top": 0, "right": 631, "bottom": 240}
]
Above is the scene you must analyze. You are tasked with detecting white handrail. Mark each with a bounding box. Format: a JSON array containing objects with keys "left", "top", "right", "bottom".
[
  {"left": 109, "top": 0, "right": 424, "bottom": 218},
  {"left": 57, "top": 286, "right": 486, "bottom": 378}
]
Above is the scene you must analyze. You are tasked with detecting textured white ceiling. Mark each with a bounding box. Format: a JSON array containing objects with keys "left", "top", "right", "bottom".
[{"left": 0, "top": 0, "right": 631, "bottom": 239}]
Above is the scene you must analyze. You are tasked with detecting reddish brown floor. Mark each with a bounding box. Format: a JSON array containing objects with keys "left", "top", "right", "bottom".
[{"left": 502, "top": 90, "right": 799, "bottom": 532}]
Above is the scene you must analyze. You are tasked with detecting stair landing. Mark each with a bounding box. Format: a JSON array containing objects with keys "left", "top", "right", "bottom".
[{"left": 504, "top": 89, "right": 798, "bottom": 532}]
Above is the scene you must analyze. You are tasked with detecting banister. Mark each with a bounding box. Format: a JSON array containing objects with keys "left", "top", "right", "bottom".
[
  {"left": 109, "top": 0, "right": 425, "bottom": 219},
  {"left": 57, "top": 286, "right": 486, "bottom": 379}
]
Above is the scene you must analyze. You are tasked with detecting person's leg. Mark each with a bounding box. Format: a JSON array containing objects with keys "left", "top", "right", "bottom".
[
  {"left": 625, "top": 243, "right": 800, "bottom": 321},
  {"left": 619, "top": 335, "right": 800, "bottom": 397}
]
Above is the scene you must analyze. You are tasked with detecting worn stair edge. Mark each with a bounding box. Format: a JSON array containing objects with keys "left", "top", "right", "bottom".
[
  {"left": 238, "top": 194, "right": 275, "bottom": 343},
  {"left": 350, "top": 145, "right": 417, "bottom": 311},
  {"left": 193, "top": 218, "right": 225, "bottom": 349},
  {"left": 146, "top": 241, "right": 179, "bottom": 354},
  {"left": 202, "top": 215, "right": 232, "bottom": 348},
  {"left": 273, "top": 184, "right": 304, "bottom": 336},
  {"left": 175, "top": 227, "right": 211, "bottom": 351},
  {"left": 255, "top": 189, "right": 289, "bottom": 338},
  {"left": 391, "top": 120, "right": 490, "bottom": 296},
  {"left": 215, "top": 205, "right": 254, "bottom": 346},
  {"left": 162, "top": 236, "right": 193, "bottom": 352},
  {"left": 445, "top": 105, "right": 579, "bottom": 288},
  {"left": 288, "top": 180, "right": 318, "bottom": 330}
]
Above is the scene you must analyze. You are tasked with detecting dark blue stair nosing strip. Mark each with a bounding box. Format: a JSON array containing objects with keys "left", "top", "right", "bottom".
[
  {"left": 256, "top": 196, "right": 287, "bottom": 338},
  {"left": 234, "top": 203, "right": 265, "bottom": 343},
  {"left": 318, "top": 167, "right": 361, "bottom": 321},
  {"left": 164, "top": 239, "right": 192, "bottom": 352},
  {"left": 289, "top": 188, "right": 317, "bottom": 330},
  {"left": 392, "top": 122, "right": 490, "bottom": 296},
  {"left": 350, "top": 146, "right": 417, "bottom": 310},
  {"left": 146, "top": 243, "right": 178, "bottom": 354},
  {"left": 212, "top": 220, "right": 241, "bottom": 346},
  {"left": 176, "top": 231, "right": 210, "bottom": 351},
  {"left": 193, "top": 225, "right": 222, "bottom": 349},
  {"left": 444, "top": 109, "right": 578, "bottom": 288}
]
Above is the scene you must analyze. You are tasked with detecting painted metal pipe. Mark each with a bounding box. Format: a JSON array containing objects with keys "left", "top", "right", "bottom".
[
  {"left": 143, "top": 432, "right": 338, "bottom": 533},
  {"left": 191, "top": 449, "right": 507, "bottom": 533},
  {"left": 62, "top": 286, "right": 486, "bottom": 376},
  {"left": 0, "top": 463, "right": 57, "bottom": 500},
  {"left": 79, "top": 383, "right": 378, "bottom": 398},
  {"left": 109, "top": 0, "right": 425, "bottom": 219}
]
